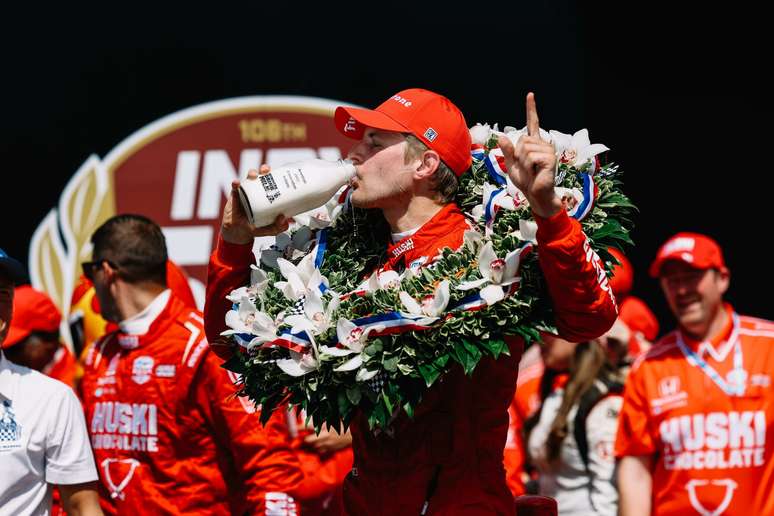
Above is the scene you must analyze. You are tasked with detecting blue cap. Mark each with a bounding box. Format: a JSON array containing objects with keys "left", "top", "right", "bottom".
[{"left": 0, "top": 248, "right": 26, "bottom": 283}]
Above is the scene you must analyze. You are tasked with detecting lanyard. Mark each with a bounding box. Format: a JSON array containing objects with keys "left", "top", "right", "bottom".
[{"left": 676, "top": 313, "right": 746, "bottom": 396}]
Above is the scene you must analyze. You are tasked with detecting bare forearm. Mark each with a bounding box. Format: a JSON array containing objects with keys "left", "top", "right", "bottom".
[
  {"left": 59, "top": 482, "right": 103, "bottom": 516},
  {"left": 618, "top": 456, "right": 652, "bottom": 516}
]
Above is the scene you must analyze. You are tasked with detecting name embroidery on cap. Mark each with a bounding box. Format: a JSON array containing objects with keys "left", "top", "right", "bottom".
[{"left": 391, "top": 95, "right": 413, "bottom": 107}]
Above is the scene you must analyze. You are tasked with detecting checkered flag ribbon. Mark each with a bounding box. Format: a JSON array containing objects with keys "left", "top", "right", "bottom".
[
  {"left": 286, "top": 296, "right": 306, "bottom": 317},
  {"left": 366, "top": 372, "right": 388, "bottom": 393}
]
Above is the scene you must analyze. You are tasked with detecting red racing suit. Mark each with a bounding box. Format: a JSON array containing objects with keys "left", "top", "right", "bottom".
[
  {"left": 80, "top": 292, "right": 302, "bottom": 515},
  {"left": 205, "top": 204, "right": 617, "bottom": 515}
]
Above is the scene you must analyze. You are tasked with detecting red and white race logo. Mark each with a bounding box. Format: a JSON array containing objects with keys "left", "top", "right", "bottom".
[{"left": 28, "top": 96, "right": 356, "bottom": 346}]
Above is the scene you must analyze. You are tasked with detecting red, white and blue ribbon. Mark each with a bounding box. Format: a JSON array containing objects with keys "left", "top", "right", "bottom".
[
  {"left": 567, "top": 172, "right": 597, "bottom": 221},
  {"left": 484, "top": 148, "right": 508, "bottom": 186},
  {"left": 484, "top": 187, "right": 509, "bottom": 227},
  {"left": 471, "top": 144, "right": 486, "bottom": 162},
  {"left": 449, "top": 293, "right": 488, "bottom": 312},
  {"left": 314, "top": 229, "right": 328, "bottom": 269},
  {"left": 350, "top": 312, "right": 438, "bottom": 336},
  {"left": 269, "top": 329, "right": 312, "bottom": 353}
]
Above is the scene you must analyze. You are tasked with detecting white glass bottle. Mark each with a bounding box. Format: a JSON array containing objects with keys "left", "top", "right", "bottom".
[{"left": 237, "top": 159, "right": 357, "bottom": 228}]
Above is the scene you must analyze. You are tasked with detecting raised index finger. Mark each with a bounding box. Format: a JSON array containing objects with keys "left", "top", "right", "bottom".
[{"left": 526, "top": 92, "right": 540, "bottom": 137}]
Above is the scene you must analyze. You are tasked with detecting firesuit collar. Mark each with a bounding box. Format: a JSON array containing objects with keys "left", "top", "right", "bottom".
[
  {"left": 118, "top": 289, "right": 171, "bottom": 338},
  {"left": 391, "top": 227, "right": 419, "bottom": 244},
  {"left": 383, "top": 203, "right": 466, "bottom": 271}
]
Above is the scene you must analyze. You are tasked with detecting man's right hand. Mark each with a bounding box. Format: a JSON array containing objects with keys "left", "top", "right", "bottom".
[{"left": 221, "top": 165, "right": 291, "bottom": 244}]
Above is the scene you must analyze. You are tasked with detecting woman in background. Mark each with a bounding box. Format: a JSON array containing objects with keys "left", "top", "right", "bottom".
[{"left": 527, "top": 328, "right": 628, "bottom": 515}]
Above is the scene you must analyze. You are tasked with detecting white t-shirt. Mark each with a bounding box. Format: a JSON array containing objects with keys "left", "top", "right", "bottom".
[
  {"left": 0, "top": 352, "right": 98, "bottom": 516},
  {"left": 527, "top": 384, "right": 622, "bottom": 516}
]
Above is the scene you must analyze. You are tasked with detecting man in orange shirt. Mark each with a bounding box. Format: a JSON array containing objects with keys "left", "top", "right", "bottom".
[{"left": 615, "top": 232, "right": 774, "bottom": 515}]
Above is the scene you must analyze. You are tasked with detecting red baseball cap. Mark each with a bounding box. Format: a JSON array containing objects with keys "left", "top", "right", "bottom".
[
  {"left": 619, "top": 296, "right": 660, "bottom": 342},
  {"left": 3, "top": 285, "right": 62, "bottom": 348},
  {"left": 334, "top": 88, "right": 472, "bottom": 177},
  {"left": 649, "top": 232, "right": 726, "bottom": 278}
]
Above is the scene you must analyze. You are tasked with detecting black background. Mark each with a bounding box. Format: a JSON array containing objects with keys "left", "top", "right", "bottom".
[{"left": 1, "top": 6, "right": 766, "bottom": 333}]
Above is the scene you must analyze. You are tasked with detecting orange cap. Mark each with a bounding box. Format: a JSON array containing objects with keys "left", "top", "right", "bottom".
[
  {"left": 607, "top": 247, "right": 634, "bottom": 297},
  {"left": 619, "top": 296, "right": 660, "bottom": 342},
  {"left": 334, "top": 88, "right": 472, "bottom": 176},
  {"left": 4, "top": 285, "right": 61, "bottom": 348},
  {"left": 649, "top": 232, "right": 726, "bottom": 277}
]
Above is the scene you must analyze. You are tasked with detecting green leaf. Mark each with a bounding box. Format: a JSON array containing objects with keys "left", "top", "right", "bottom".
[
  {"left": 397, "top": 363, "right": 414, "bottom": 376},
  {"left": 381, "top": 392, "right": 393, "bottom": 415},
  {"left": 370, "top": 402, "right": 388, "bottom": 430},
  {"left": 433, "top": 354, "right": 450, "bottom": 369},
  {"left": 383, "top": 356, "right": 399, "bottom": 372},
  {"left": 482, "top": 338, "right": 508, "bottom": 359},
  {"left": 346, "top": 386, "right": 362, "bottom": 405},
  {"left": 220, "top": 354, "right": 246, "bottom": 375},
  {"left": 461, "top": 339, "right": 482, "bottom": 375},
  {"left": 337, "top": 391, "right": 351, "bottom": 417},
  {"left": 365, "top": 340, "right": 383, "bottom": 356},
  {"left": 451, "top": 341, "right": 467, "bottom": 366},
  {"left": 418, "top": 363, "right": 441, "bottom": 387}
]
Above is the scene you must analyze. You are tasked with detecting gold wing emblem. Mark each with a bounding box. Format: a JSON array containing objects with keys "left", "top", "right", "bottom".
[{"left": 28, "top": 155, "right": 115, "bottom": 348}]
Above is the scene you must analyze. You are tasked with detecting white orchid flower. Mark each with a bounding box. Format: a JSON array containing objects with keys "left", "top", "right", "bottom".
[
  {"left": 555, "top": 187, "right": 584, "bottom": 214},
  {"left": 456, "top": 242, "right": 527, "bottom": 305},
  {"left": 249, "top": 265, "right": 269, "bottom": 293},
  {"left": 366, "top": 269, "right": 401, "bottom": 292},
  {"left": 320, "top": 319, "right": 385, "bottom": 381},
  {"left": 355, "top": 368, "right": 380, "bottom": 382},
  {"left": 247, "top": 312, "right": 281, "bottom": 345},
  {"left": 497, "top": 126, "right": 552, "bottom": 146},
  {"left": 222, "top": 297, "right": 257, "bottom": 335},
  {"left": 260, "top": 227, "right": 316, "bottom": 268},
  {"left": 469, "top": 123, "right": 493, "bottom": 146},
  {"left": 471, "top": 204, "right": 485, "bottom": 221},
  {"left": 515, "top": 219, "right": 538, "bottom": 244},
  {"left": 283, "top": 288, "right": 341, "bottom": 335},
  {"left": 549, "top": 129, "right": 608, "bottom": 172},
  {"left": 273, "top": 251, "right": 325, "bottom": 301},
  {"left": 221, "top": 299, "right": 278, "bottom": 344},
  {"left": 276, "top": 350, "right": 319, "bottom": 377},
  {"left": 498, "top": 126, "right": 525, "bottom": 146},
  {"left": 399, "top": 280, "right": 450, "bottom": 323},
  {"left": 226, "top": 287, "right": 252, "bottom": 304}
]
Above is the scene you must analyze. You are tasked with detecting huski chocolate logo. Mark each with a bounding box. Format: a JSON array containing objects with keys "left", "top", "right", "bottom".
[{"left": 29, "top": 96, "right": 356, "bottom": 347}]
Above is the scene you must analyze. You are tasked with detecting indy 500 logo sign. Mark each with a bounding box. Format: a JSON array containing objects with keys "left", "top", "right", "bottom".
[{"left": 29, "top": 96, "right": 355, "bottom": 345}]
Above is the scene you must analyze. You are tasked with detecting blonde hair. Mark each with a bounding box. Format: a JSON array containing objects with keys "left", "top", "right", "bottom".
[
  {"left": 404, "top": 134, "right": 458, "bottom": 203},
  {"left": 545, "top": 340, "right": 622, "bottom": 462}
]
